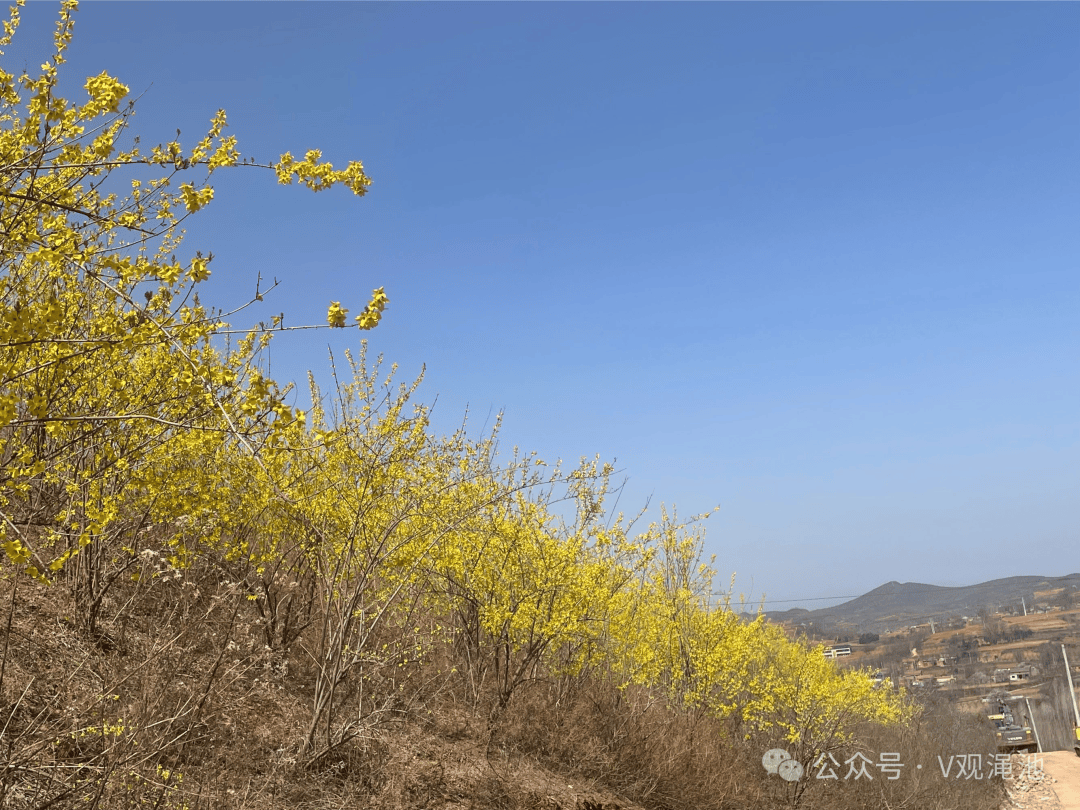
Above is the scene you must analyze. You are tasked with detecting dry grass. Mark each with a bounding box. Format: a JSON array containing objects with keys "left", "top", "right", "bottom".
[
  {"left": 0, "top": 564, "right": 1015, "bottom": 810},
  {"left": 1001, "top": 610, "right": 1079, "bottom": 633}
]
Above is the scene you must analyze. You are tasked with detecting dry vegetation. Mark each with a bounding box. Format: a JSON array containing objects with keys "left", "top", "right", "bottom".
[{"left": 0, "top": 568, "right": 1011, "bottom": 810}]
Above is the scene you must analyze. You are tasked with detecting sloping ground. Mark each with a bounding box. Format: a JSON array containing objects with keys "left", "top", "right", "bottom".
[
  {"left": 1003, "top": 612, "right": 1078, "bottom": 633},
  {"left": 1041, "top": 751, "right": 1080, "bottom": 810},
  {"left": 1007, "top": 752, "right": 1063, "bottom": 810},
  {"left": 0, "top": 574, "right": 1014, "bottom": 810},
  {"left": 0, "top": 577, "right": 649, "bottom": 810}
]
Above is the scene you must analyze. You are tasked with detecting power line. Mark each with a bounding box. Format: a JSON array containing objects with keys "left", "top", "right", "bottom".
[
  {"left": 712, "top": 592, "right": 861, "bottom": 605},
  {"left": 755, "top": 595, "right": 862, "bottom": 606}
]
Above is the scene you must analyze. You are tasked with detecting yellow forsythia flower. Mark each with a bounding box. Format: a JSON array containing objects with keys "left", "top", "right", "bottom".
[
  {"left": 355, "top": 287, "right": 388, "bottom": 330},
  {"left": 83, "top": 71, "right": 129, "bottom": 115},
  {"left": 326, "top": 301, "right": 348, "bottom": 328},
  {"left": 188, "top": 257, "right": 210, "bottom": 283}
]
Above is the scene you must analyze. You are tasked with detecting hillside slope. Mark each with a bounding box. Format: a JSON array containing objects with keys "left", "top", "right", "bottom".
[{"left": 767, "top": 574, "right": 1080, "bottom": 631}]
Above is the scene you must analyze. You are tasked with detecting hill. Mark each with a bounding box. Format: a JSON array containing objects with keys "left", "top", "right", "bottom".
[{"left": 766, "top": 574, "right": 1080, "bottom": 632}]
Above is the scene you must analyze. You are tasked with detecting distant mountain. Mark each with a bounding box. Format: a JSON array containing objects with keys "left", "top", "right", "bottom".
[{"left": 764, "top": 574, "right": 1080, "bottom": 633}]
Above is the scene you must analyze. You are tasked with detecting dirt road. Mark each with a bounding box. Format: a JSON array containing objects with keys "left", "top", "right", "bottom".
[{"left": 1042, "top": 751, "right": 1080, "bottom": 810}]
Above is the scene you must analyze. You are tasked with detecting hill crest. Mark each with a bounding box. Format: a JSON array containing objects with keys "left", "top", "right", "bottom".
[{"left": 764, "top": 573, "right": 1080, "bottom": 632}]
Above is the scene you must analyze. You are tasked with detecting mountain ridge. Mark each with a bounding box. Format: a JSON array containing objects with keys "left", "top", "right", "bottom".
[{"left": 762, "top": 573, "right": 1080, "bottom": 632}]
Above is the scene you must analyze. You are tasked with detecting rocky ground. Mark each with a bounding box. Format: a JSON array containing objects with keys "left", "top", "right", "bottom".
[{"left": 1006, "top": 751, "right": 1080, "bottom": 810}]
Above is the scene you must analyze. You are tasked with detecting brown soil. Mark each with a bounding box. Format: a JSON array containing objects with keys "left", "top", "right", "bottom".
[{"left": 1042, "top": 751, "right": 1080, "bottom": 810}]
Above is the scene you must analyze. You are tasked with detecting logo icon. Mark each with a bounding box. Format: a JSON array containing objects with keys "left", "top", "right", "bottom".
[{"left": 763, "top": 748, "right": 804, "bottom": 782}]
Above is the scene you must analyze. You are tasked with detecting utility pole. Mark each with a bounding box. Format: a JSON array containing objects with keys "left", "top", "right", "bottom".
[
  {"left": 1024, "top": 697, "right": 1042, "bottom": 753},
  {"left": 1063, "top": 645, "right": 1080, "bottom": 730}
]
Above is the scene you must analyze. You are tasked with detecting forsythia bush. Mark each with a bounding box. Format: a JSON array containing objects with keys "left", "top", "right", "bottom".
[
  {"left": 0, "top": 0, "right": 905, "bottom": 776},
  {"left": 0, "top": 0, "right": 382, "bottom": 598}
]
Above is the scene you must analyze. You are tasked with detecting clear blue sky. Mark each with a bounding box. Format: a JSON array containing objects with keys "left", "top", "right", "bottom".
[{"left": 9, "top": 3, "right": 1079, "bottom": 609}]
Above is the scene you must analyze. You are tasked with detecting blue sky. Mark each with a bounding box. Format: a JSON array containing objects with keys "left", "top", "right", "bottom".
[{"left": 8, "top": 3, "right": 1078, "bottom": 609}]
